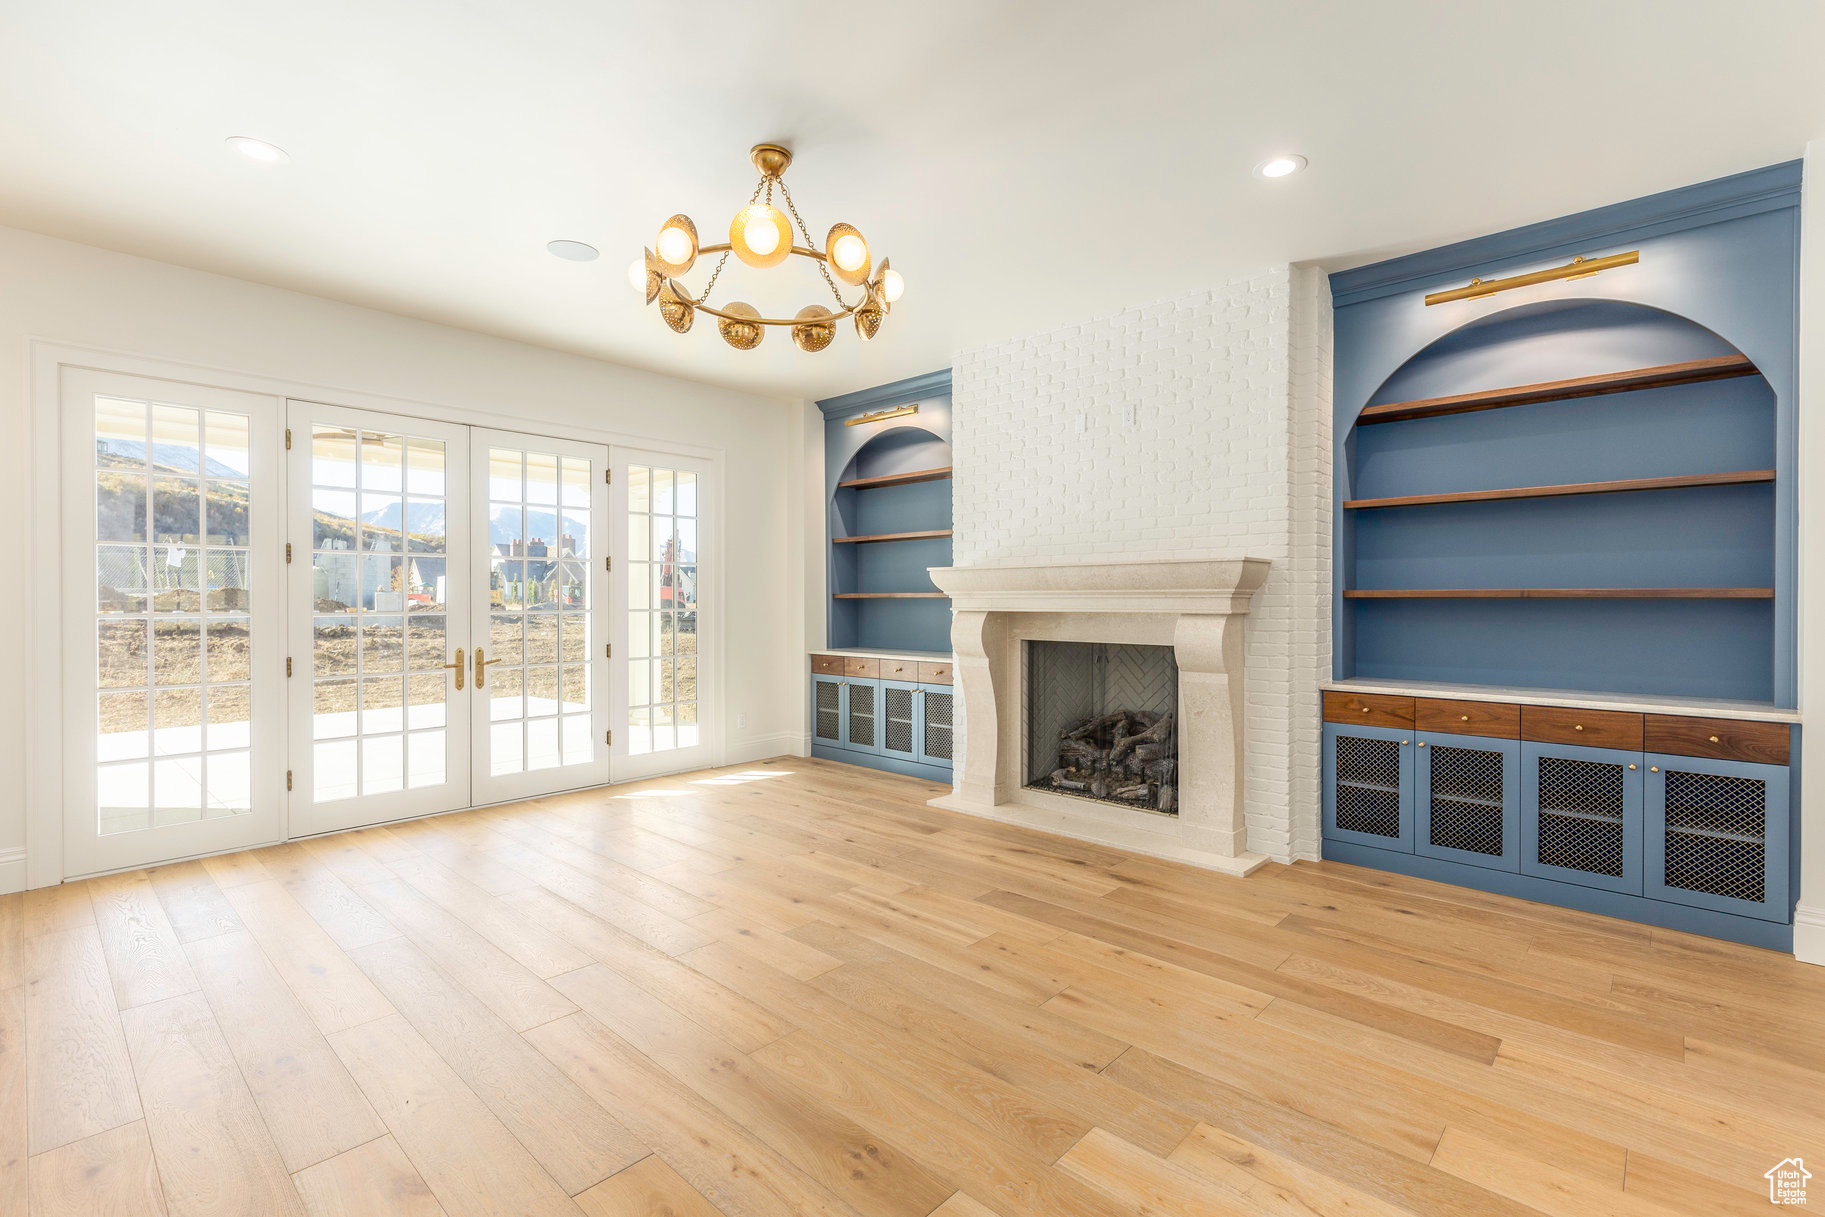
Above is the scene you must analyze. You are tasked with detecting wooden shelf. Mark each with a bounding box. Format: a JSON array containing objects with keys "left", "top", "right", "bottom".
[
  {"left": 1356, "top": 354, "right": 1759, "bottom": 426},
  {"left": 1344, "top": 469, "right": 1775, "bottom": 511},
  {"left": 1345, "top": 588, "right": 1774, "bottom": 600},
  {"left": 832, "top": 529, "right": 954, "bottom": 545},
  {"left": 832, "top": 592, "right": 949, "bottom": 599},
  {"left": 836, "top": 466, "right": 954, "bottom": 490}
]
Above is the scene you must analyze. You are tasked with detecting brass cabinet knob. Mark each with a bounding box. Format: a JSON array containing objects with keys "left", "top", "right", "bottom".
[
  {"left": 1573, "top": 724, "right": 1584, "bottom": 731},
  {"left": 1361, "top": 706, "right": 1370, "bottom": 713},
  {"left": 1650, "top": 766, "right": 1659, "bottom": 773},
  {"left": 1400, "top": 739, "right": 1410, "bottom": 746},
  {"left": 1460, "top": 714, "right": 1469, "bottom": 721},
  {"left": 1628, "top": 763, "right": 1637, "bottom": 770},
  {"left": 1709, "top": 735, "right": 1720, "bottom": 743}
]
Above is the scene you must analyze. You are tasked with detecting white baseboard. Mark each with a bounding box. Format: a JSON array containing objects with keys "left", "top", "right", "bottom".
[
  {"left": 0, "top": 847, "right": 24, "bottom": 895},
  {"left": 723, "top": 733, "right": 810, "bottom": 766},
  {"left": 1793, "top": 903, "right": 1825, "bottom": 966}
]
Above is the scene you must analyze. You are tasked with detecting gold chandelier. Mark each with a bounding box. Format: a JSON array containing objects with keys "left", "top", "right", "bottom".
[{"left": 628, "top": 143, "right": 903, "bottom": 352}]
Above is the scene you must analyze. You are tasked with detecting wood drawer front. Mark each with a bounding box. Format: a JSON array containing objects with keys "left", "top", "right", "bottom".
[
  {"left": 1520, "top": 705, "right": 1643, "bottom": 750},
  {"left": 843, "top": 656, "right": 880, "bottom": 679},
  {"left": 918, "top": 662, "right": 953, "bottom": 685},
  {"left": 1416, "top": 697, "right": 1519, "bottom": 739},
  {"left": 1644, "top": 715, "right": 1789, "bottom": 765},
  {"left": 1321, "top": 691, "right": 1413, "bottom": 729},
  {"left": 810, "top": 654, "right": 845, "bottom": 676},
  {"left": 879, "top": 657, "right": 919, "bottom": 681}
]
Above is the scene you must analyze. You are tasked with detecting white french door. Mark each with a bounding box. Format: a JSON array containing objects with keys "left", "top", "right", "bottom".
[
  {"left": 61, "top": 370, "right": 287, "bottom": 876},
  {"left": 286, "top": 404, "right": 474, "bottom": 835},
  {"left": 611, "top": 447, "right": 712, "bottom": 780},
  {"left": 469, "top": 430, "right": 612, "bottom": 804}
]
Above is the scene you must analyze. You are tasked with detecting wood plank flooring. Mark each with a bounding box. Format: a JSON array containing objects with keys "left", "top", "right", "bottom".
[{"left": 6, "top": 755, "right": 1823, "bottom": 1215}]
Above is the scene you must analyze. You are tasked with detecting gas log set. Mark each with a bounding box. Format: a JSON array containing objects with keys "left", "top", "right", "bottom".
[{"left": 1032, "top": 709, "right": 1178, "bottom": 814}]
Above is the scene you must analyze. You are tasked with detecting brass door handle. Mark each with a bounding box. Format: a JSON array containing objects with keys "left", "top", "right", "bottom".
[
  {"left": 444, "top": 648, "right": 466, "bottom": 691},
  {"left": 474, "top": 647, "right": 505, "bottom": 688}
]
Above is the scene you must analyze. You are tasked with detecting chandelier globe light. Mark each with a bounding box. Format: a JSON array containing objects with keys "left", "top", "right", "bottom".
[{"left": 633, "top": 143, "right": 900, "bottom": 352}]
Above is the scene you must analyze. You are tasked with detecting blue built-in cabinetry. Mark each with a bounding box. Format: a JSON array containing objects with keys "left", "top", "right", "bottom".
[
  {"left": 1324, "top": 163, "right": 1801, "bottom": 949},
  {"left": 812, "top": 371, "right": 955, "bottom": 782}
]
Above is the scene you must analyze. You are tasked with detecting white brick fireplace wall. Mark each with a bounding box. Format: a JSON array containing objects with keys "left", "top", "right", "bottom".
[{"left": 950, "top": 265, "right": 1333, "bottom": 862}]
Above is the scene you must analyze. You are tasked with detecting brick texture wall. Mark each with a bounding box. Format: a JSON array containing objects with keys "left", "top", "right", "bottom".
[{"left": 951, "top": 265, "right": 1332, "bottom": 861}]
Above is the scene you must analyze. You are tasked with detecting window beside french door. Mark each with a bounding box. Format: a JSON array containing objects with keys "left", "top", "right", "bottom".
[
  {"left": 624, "top": 462, "right": 699, "bottom": 756},
  {"left": 62, "top": 371, "right": 285, "bottom": 877}
]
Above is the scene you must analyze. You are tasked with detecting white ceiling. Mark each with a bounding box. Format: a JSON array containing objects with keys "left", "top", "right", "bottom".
[{"left": 2, "top": 1, "right": 1823, "bottom": 402}]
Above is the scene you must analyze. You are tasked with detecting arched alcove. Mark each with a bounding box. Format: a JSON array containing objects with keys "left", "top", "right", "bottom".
[
  {"left": 1339, "top": 298, "right": 1779, "bottom": 702},
  {"left": 829, "top": 424, "right": 954, "bottom": 653}
]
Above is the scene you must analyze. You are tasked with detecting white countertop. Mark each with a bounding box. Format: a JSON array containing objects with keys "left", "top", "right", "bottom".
[
  {"left": 811, "top": 647, "right": 952, "bottom": 662},
  {"left": 1323, "top": 677, "right": 1801, "bottom": 723}
]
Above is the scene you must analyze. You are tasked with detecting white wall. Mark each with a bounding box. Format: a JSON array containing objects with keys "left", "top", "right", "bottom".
[
  {"left": 950, "top": 266, "right": 1333, "bottom": 862},
  {"left": 1, "top": 223, "right": 802, "bottom": 891}
]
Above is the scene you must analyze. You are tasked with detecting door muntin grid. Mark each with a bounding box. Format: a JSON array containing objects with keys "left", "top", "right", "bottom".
[
  {"left": 1535, "top": 754, "right": 1625, "bottom": 877},
  {"left": 1661, "top": 768, "right": 1766, "bottom": 904},
  {"left": 93, "top": 396, "right": 255, "bottom": 832},
  {"left": 626, "top": 465, "right": 698, "bottom": 755},
  {"left": 486, "top": 446, "right": 594, "bottom": 776},
  {"left": 923, "top": 689, "right": 953, "bottom": 761},
  {"left": 1428, "top": 744, "right": 1504, "bottom": 857},
  {"left": 883, "top": 685, "right": 914, "bottom": 754},
  {"left": 1334, "top": 734, "right": 1401, "bottom": 839},
  {"left": 309, "top": 426, "right": 451, "bottom": 801}
]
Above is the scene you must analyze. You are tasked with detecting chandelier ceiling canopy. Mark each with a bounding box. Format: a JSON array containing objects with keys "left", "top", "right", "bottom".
[{"left": 629, "top": 143, "right": 903, "bottom": 353}]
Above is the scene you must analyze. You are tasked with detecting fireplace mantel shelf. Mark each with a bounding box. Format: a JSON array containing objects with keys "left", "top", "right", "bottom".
[{"left": 928, "top": 558, "right": 1272, "bottom": 615}]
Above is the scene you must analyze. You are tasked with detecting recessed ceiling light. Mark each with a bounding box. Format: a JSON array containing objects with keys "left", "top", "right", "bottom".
[
  {"left": 225, "top": 136, "right": 288, "bottom": 164},
  {"left": 1253, "top": 154, "right": 1307, "bottom": 180},
  {"left": 546, "top": 239, "right": 599, "bottom": 262}
]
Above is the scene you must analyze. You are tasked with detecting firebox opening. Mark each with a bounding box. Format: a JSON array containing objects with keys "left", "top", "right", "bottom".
[{"left": 1024, "top": 640, "right": 1179, "bottom": 816}]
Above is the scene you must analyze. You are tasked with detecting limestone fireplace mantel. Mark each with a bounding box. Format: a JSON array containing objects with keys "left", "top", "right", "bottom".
[{"left": 927, "top": 557, "right": 1273, "bottom": 877}]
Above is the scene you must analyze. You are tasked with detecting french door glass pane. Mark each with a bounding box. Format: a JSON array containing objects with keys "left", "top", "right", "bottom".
[
  {"left": 310, "top": 426, "right": 450, "bottom": 800},
  {"left": 486, "top": 446, "right": 595, "bottom": 776},
  {"left": 626, "top": 464, "right": 698, "bottom": 756},
  {"left": 93, "top": 396, "right": 254, "bottom": 834}
]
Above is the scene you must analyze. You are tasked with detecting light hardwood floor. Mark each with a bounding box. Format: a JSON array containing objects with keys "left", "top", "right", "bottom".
[{"left": 4, "top": 755, "right": 1822, "bottom": 1216}]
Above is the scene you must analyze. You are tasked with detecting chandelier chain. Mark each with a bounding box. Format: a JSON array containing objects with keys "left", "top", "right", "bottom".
[
  {"left": 695, "top": 176, "right": 768, "bottom": 302},
  {"left": 778, "top": 178, "right": 851, "bottom": 308}
]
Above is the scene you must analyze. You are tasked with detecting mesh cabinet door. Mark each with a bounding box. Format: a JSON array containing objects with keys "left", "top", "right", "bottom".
[
  {"left": 880, "top": 680, "right": 919, "bottom": 759},
  {"left": 811, "top": 675, "right": 844, "bottom": 746},
  {"left": 1520, "top": 741, "right": 1644, "bottom": 895},
  {"left": 918, "top": 686, "right": 954, "bottom": 767},
  {"left": 1415, "top": 732, "right": 1520, "bottom": 872},
  {"left": 1645, "top": 753, "right": 1789, "bottom": 922},
  {"left": 1322, "top": 723, "right": 1414, "bottom": 851},
  {"left": 844, "top": 679, "right": 882, "bottom": 755}
]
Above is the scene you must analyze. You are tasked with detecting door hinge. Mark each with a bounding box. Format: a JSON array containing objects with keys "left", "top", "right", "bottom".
[
  {"left": 604, "top": 643, "right": 612, "bottom": 659},
  {"left": 285, "top": 542, "right": 292, "bottom": 564},
  {"left": 286, "top": 657, "right": 292, "bottom": 677},
  {"left": 286, "top": 770, "right": 293, "bottom": 791},
  {"left": 605, "top": 468, "right": 612, "bottom": 485},
  {"left": 605, "top": 556, "right": 612, "bottom": 572},
  {"left": 285, "top": 428, "right": 292, "bottom": 450},
  {"left": 605, "top": 729, "right": 613, "bottom": 746}
]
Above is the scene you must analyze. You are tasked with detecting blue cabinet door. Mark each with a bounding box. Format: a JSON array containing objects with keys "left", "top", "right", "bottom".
[
  {"left": 810, "top": 674, "right": 845, "bottom": 749},
  {"left": 1415, "top": 731, "right": 1520, "bottom": 872},
  {"left": 879, "top": 680, "right": 921, "bottom": 762},
  {"left": 916, "top": 685, "right": 955, "bottom": 769},
  {"left": 841, "top": 678, "right": 883, "bottom": 755},
  {"left": 1645, "top": 753, "right": 1790, "bottom": 922},
  {"left": 1322, "top": 722, "right": 1414, "bottom": 851},
  {"left": 1520, "top": 741, "right": 1644, "bottom": 894}
]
